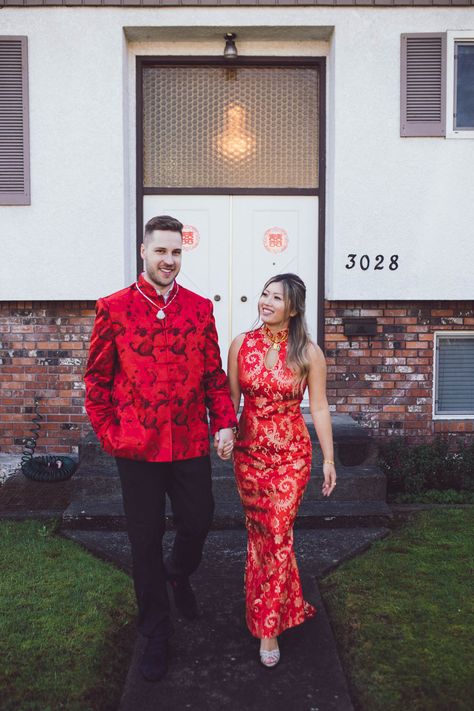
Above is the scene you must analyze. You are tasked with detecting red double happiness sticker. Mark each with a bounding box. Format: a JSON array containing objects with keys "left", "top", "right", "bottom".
[
  {"left": 263, "top": 227, "right": 289, "bottom": 254},
  {"left": 182, "top": 225, "right": 200, "bottom": 252}
]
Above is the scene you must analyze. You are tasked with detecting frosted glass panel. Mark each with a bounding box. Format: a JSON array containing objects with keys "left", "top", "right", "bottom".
[{"left": 143, "top": 65, "right": 319, "bottom": 190}]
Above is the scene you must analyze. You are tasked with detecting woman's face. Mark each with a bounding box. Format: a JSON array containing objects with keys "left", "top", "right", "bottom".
[{"left": 258, "top": 281, "right": 289, "bottom": 330}]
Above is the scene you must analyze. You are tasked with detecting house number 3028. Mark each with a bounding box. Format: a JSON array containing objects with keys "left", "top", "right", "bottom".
[{"left": 345, "top": 254, "right": 399, "bottom": 271}]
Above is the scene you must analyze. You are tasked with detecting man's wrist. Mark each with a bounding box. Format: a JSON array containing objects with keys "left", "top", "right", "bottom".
[{"left": 218, "top": 426, "right": 238, "bottom": 433}]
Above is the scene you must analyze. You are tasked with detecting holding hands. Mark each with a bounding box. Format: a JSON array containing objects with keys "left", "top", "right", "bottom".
[{"left": 214, "top": 428, "right": 235, "bottom": 461}]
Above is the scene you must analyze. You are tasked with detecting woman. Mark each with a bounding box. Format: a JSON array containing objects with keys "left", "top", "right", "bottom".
[{"left": 225, "top": 273, "right": 337, "bottom": 668}]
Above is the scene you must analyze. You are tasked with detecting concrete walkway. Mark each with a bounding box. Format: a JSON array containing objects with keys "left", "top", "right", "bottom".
[
  {"left": 0, "top": 460, "right": 390, "bottom": 710},
  {"left": 64, "top": 527, "right": 390, "bottom": 711}
]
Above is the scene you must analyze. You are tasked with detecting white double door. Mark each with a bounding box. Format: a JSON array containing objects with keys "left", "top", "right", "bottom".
[{"left": 143, "top": 195, "right": 318, "bottom": 361}]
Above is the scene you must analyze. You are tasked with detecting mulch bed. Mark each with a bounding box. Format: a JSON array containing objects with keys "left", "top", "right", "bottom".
[{"left": 0, "top": 471, "right": 73, "bottom": 517}]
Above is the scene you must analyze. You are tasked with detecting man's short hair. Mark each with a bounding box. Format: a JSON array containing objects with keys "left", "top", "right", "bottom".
[{"left": 144, "top": 215, "right": 183, "bottom": 241}]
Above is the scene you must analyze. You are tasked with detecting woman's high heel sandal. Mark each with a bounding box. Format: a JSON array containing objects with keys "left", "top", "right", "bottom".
[{"left": 259, "top": 642, "right": 280, "bottom": 668}]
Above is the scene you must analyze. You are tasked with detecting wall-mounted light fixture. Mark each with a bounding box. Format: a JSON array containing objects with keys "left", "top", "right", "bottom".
[{"left": 223, "top": 33, "right": 238, "bottom": 59}]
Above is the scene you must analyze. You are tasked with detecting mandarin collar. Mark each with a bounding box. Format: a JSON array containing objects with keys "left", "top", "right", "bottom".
[
  {"left": 137, "top": 273, "right": 179, "bottom": 304},
  {"left": 260, "top": 324, "right": 289, "bottom": 341}
]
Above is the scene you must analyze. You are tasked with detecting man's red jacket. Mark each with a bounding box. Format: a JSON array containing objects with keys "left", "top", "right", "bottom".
[{"left": 84, "top": 274, "right": 237, "bottom": 462}]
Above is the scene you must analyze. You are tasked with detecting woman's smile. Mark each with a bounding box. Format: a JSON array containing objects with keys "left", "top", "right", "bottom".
[{"left": 258, "top": 283, "right": 287, "bottom": 329}]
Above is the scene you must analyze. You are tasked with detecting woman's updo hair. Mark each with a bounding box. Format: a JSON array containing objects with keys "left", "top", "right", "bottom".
[{"left": 261, "top": 273, "right": 312, "bottom": 389}]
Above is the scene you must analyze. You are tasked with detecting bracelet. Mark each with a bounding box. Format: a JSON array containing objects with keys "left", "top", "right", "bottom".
[{"left": 323, "top": 459, "right": 335, "bottom": 465}]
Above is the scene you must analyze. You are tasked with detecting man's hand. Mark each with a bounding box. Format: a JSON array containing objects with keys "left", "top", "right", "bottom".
[{"left": 214, "top": 428, "right": 235, "bottom": 460}]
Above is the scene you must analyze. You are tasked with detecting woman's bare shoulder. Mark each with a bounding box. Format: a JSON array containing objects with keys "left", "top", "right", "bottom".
[
  {"left": 229, "top": 332, "right": 246, "bottom": 355},
  {"left": 307, "top": 341, "right": 326, "bottom": 366}
]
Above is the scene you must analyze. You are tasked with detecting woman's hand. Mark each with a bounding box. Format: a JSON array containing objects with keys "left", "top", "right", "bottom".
[
  {"left": 322, "top": 461, "right": 337, "bottom": 497},
  {"left": 214, "top": 429, "right": 235, "bottom": 461},
  {"left": 306, "top": 344, "right": 337, "bottom": 498}
]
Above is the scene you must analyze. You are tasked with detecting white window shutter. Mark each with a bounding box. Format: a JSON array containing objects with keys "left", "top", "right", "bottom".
[
  {"left": 0, "top": 36, "right": 30, "bottom": 205},
  {"left": 400, "top": 33, "right": 446, "bottom": 138}
]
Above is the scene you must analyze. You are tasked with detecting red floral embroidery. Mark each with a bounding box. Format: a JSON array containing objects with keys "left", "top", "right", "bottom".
[{"left": 85, "top": 274, "right": 237, "bottom": 462}]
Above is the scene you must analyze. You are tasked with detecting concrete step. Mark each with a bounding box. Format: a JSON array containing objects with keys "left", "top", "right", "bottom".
[
  {"left": 215, "top": 465, "right": 386, "bottom": 502},
  {"left": 66, "top": 416, "right": 389, "bottom": 530},
  {"left": 304, "top": 413, "right": 378, "bottom": 466},
  {"left": 62, "top": 487, "right": 392, "bottom": 531},
  {"left": 79, "top": 412, "right": 378, "bottom": 471},
  {"left": 73, "top": 454, "right": 385, "bottom": 503}
]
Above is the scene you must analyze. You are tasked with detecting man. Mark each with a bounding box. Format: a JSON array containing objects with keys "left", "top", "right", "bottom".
[{"left": 84, "top": 215, "right": 237, "bottom": 681}]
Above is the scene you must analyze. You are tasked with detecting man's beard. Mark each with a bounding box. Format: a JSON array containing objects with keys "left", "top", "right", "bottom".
[{"left": 145, "top": 264, "right": 176, "bottom": 290}]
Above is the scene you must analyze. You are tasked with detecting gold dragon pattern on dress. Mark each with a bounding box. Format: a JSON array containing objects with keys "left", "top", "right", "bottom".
[{"left": 234, "top": 327, "right": 316, "bottom": 639}]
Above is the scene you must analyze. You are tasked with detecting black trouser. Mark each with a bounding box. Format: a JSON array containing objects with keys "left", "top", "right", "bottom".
[{"left": 116, "top": 456, "right": 214, "bottom": 640}]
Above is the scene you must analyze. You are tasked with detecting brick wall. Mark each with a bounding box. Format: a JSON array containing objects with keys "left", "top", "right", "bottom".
[
  {"left": 325, "top": 300, "right": 474, "bottom": 442},
  {"left": 1, "top": 299, "right": 474, "bottom": 455},
  {"left": 0, "top": 302, "right": 95, "bottom": 454}
]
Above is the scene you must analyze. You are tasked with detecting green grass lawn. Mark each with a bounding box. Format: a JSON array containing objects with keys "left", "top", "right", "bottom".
[
  {"left": 320, "top": 508, "right": 474, "bottom": 711},
  {"left": 0, "top": 520, "right": 135, "bottom": 711}
]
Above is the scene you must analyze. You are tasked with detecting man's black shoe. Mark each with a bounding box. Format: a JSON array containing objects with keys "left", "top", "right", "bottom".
[
  {"left": 139, "top": 637, "right": 169, "bottom": 682},
  {"left": 169, "top": 576, "right": 199, "bottom": 620}
]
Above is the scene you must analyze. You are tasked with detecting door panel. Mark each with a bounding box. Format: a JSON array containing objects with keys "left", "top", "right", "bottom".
[
  {"left": 231, "top": 196, "right": 318, "bottom": 343},
  {"left": 142, "top": 195, "right": 318, "bottom": 364}
]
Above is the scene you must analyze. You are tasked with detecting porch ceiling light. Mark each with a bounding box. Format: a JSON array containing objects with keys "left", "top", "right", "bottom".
[
  {"left": 215, "top": 102, "right": 256, "bottom": 163},
  {"left": 223, "top": 33, "right": 238, "bottom": 59}
]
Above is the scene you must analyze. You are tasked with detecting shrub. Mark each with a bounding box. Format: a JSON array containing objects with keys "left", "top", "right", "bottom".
[
  {"left": 455, "top": 438, "right": 474, "bottom": 491},
  {"left": 378, "top": 436, "right": 474, "bottom": 498}
]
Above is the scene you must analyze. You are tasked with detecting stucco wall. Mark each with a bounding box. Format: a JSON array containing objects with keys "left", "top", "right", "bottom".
[{"left": 1, "top": 7, "right": 473, "bottom": 300}]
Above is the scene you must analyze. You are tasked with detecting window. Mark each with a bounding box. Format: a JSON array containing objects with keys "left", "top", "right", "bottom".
[
  {"left": 0, "top": 36, "right": 30, "bottom": 205},
  {"left": 454, "top": 44, "right": 474, "bottom": 130},
  {"left": 434, "top": 333, "right": 474, "bottom": 418},
  {"left": 401, "top": 31, "right": 474, "bottom": 139},
  {"left": 142, "top": 64, "right": 320, "bottom": 191},
  {"left": 447, "top": 31, "right": 474, "bottom": 138}
]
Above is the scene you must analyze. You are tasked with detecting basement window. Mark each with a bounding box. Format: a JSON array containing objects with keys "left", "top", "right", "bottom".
[{"left": 434, "top": 333, "right": 474, "bottom": 418}]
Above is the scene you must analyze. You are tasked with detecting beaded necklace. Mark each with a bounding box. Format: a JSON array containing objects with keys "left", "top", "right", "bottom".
[
  {"left": 262, "top": 324, "right": 289, "bottom": 351},
  {"left": 135, "top": 282, "right": 179, "bottom": 320}
]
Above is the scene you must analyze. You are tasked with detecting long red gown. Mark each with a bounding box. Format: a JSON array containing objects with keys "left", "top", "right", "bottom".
[{"left": 233, "top": 327, "right": 316, "bottom": 639}]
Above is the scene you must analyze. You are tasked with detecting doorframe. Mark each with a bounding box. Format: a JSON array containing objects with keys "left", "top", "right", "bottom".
[{"left": 136, "top": 55, "right": 326, "bottom": 347}]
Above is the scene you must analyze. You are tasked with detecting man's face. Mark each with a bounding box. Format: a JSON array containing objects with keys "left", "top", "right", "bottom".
[{"left": 141, "top": 230, "right": 182, "bottom": 290}]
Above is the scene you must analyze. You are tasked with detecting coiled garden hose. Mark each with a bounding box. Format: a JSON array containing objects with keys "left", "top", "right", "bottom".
[{"left": 21, "top": 398, "right": 78, "bottom": 482}]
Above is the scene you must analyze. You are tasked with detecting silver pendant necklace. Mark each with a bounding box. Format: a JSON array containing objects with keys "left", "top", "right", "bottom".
[{"left": 135, "top": 282, "right": 179, "bottom": 320}]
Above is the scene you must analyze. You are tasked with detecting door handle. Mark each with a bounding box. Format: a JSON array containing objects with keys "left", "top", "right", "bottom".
[
  {"left": 240, "top": 296, "right": 247, "bottom": 302},
  {"left": 214, "top": 294, "right": 221, "bottom": 302}
]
